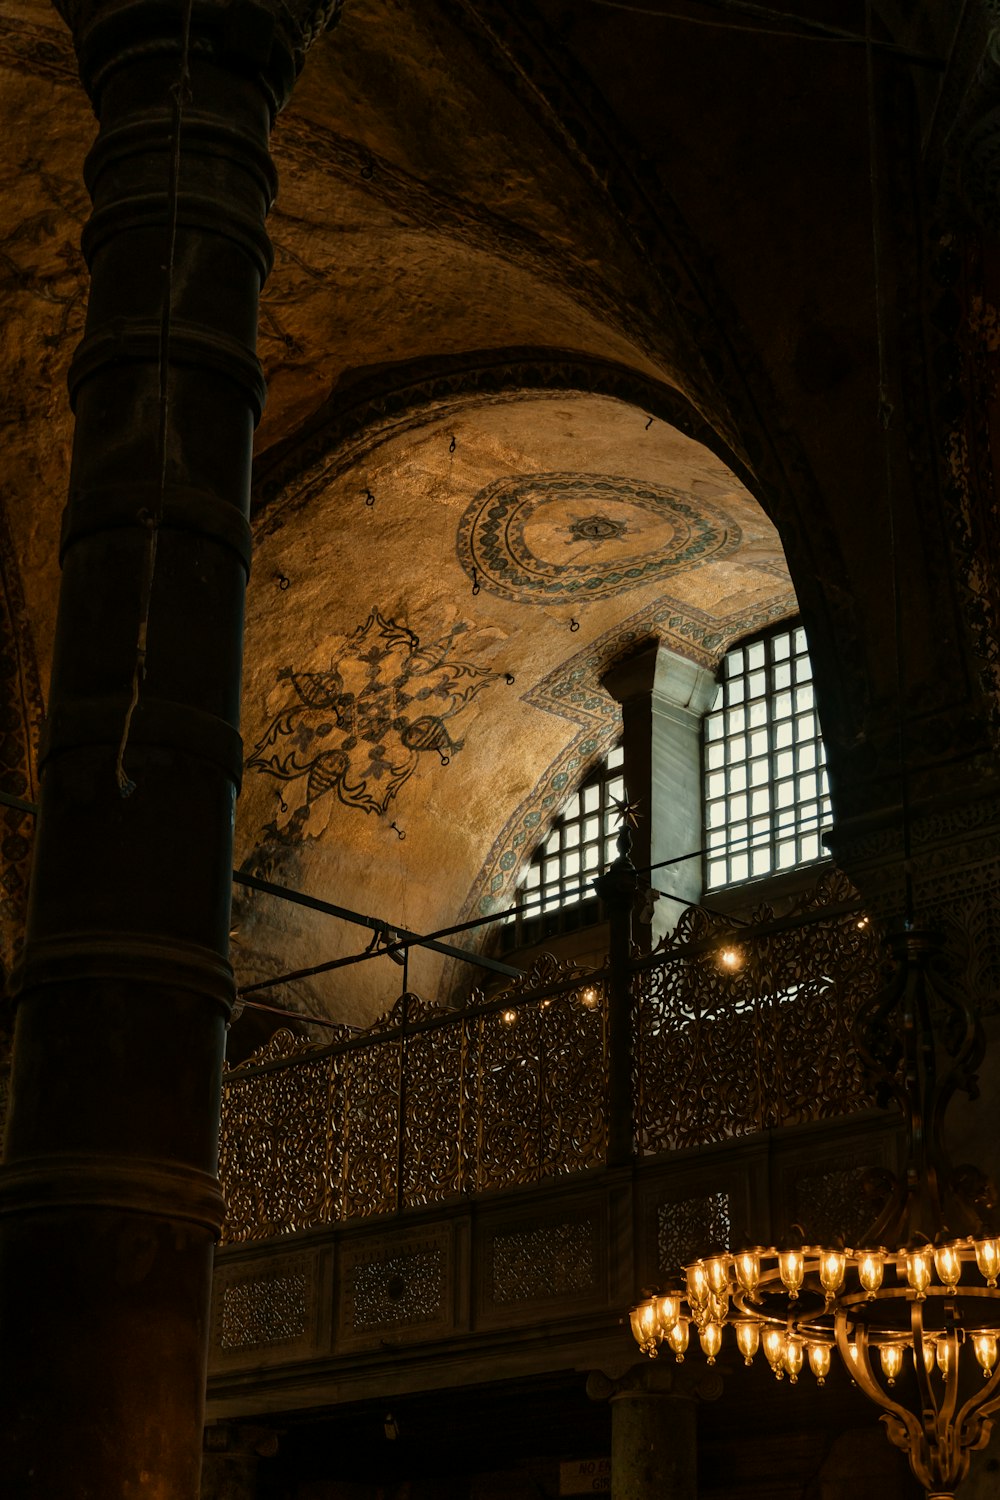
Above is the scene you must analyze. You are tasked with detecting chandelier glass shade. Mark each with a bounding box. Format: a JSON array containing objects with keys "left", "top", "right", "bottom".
[{"left": 629, "top": 925, "right": 1000, "bottom": 1497}]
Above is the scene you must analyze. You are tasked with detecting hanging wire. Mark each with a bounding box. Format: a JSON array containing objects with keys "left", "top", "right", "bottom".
[
  {"left": 581, "top": 0, "right": 941, "bottom": 65},
  {"left": 865, "top": 0, "right": 913, "bottom": 923},
  {"left": 238, "top": 996, "right": 364, "bottom": 1033},
  {"left": 115, "top": 0, "right": 195, "bottom": 796}
]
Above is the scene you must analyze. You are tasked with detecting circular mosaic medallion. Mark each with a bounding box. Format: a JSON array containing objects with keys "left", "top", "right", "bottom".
[{"left": 457, "top": 472, "right": 741, "bottom": 602}]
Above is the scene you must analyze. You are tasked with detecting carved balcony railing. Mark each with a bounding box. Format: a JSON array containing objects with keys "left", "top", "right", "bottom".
[{"left": 219, "top": 871, "right": 884, "bottom": 1244}]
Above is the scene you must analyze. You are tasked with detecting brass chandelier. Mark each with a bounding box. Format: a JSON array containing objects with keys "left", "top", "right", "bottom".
[{"left": 629, "top": 921, "right": 1000, "bottom": 1497}]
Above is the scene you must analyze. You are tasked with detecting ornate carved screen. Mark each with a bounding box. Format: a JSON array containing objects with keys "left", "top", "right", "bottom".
[
  {"left": 220, "top": 874, "right": 882, "bottom": 1242},
  {"left": 635, "top": 874, "right": 882, "bottom": 1154}
]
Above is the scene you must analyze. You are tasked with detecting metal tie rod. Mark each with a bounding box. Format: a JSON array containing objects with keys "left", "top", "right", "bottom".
[
  {"left": 0, "top": 792, "right": 523, "bottom": 981},
  {"left": 233, "top": 871, "right": 523, "bottom": 979}
]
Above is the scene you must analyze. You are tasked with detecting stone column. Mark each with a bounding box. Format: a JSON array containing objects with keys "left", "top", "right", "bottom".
[
  {"left": 0, "top": 0, "right": 339, "bottom": 1494},
  {"left": 587, "top": 1362, "right": 721, "bottom": 1500},
  {"left": 602, "top": 643, "right": 718, "bottom": 947}
]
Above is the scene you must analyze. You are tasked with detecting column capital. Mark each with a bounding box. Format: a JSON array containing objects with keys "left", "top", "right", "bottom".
[
  {"left": 52, "top": 0, "right": 345, "bottom": 114},
  {"left": 587, "top": 1361, "right": 723, "bottom": 1404}
]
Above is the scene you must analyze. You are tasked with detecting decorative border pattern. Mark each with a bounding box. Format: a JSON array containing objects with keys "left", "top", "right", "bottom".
[
  {"left": 251, "top": 347, "right": 756, "bottom": 531},
  {"left": 436, "top": 588, "right": 797, "bottom": 1002},
  {"left": 456, "top": 470, "right": 741, "bottom": 603}
]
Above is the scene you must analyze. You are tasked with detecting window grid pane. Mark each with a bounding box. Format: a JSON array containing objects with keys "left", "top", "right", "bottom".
[
  {"left": 502, "top": 743, "right": 626, "bottom": 944},
  {"left": 703, "top": 624, "right": 831, "bottom": 890}
]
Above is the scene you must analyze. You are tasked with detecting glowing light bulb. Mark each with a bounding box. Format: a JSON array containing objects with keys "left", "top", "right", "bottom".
[
  {"left": 936, "top": 1337, "right": 956, "bottom": 1377},
  {"left": 778, "top": 1248, "right": 804, "bottom": 1298},
  {"left": 686, "top": 1263, "right": 709, "bottom": 1306},
  {"left": 667, "top": 1320, "right": 689, "bottom": 1361},
  {"left": 580, "top": 986, "right": 599, "bottom": 1010},
  {"left": 630, "top": 1302, "right": 656, "bottom": 1351},
  {"left": 879, "top": 1344, "right": 904, "bottom": 1384},
  {"left": 719, "top": 947, "right": 741, "bottom": 971},
  {"left": 905, "top": 1247, "right": 932, "bottom": 1296},
  {"left": 501, "top": 1008, "right": 518, "bottom": 1026},
  {"left": 933, "top": 1244, "right": 962, "bottom": 1288},
  {"left": 699, "top": 1322, "right": 723, "bottom": 1363},
  {"left": 653, "top": 1293, "right": 681, "bottom": 1334},
  {"left": 784, "top": 1339, "right": 804, "bottom": 1383},
  {"left": 976, "top": 1239, "right": 1000, "bottom": 1287},
  {"left": 846, "top": 1341, "right": 860, "bottom": 1378},
  {"left": 705, "top": 1256, "right": 729, "bottom": 1296},
  {"left": 734, "top": 1250, "right": 761, "bottom": 1297},
  {"left": 808, "top": 1343, "right": 831, "bottom": 1384},
  {"left": 974, "top": 1334, "right": 997, "bottom": 1376},
  {"left": 915, "top": 1339, "right": 935, "bottom": 1374},
  {"left": 735, "top": 1319, "right": 760, "bottom": 1365},
  {"left": 858, "top": 1250, "right": 885, "bottom": 1295},
  {"left": 819, "top": 1250, "right": 846, "bottom": 1297},
  {"left": 763, "top": 1326, "right": 786, "bottom": 1377}
]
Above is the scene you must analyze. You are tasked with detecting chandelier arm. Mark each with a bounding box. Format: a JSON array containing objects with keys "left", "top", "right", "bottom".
[
  {"left": 923, "top": 966, "right": 983, "bottom": 1212},
  {"left": 852, "top": 959, "right": 907, "bottom": 1104},
  {"left": 937, "top": 1337, "right": 961, "bottom": 1438},
  {"left": 955, "top": 1353, "right": 1000, "bottom": 1440},
  {"left": 911, "top": 1299, "right": 940, "bottom": 1426},
  {"left": 834, "top": 1311, "right": 918, "bottom": 1434}
]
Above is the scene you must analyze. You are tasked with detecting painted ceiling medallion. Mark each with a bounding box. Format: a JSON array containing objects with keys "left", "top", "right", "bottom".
[
  {"left": 248, "top": 609, "right": 495, "bottom": 821},
  {"left": 566, "top": 513, "right": 629, "bottom": 545},
  {"left": 457, "top": 472, "right": 741, "bottom": 603}
]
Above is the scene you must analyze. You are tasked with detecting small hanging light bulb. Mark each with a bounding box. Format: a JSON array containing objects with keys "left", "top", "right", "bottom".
[
  {"left": 808, "top": 1343, "right": 831, "bottom": 1384},
  {"left": 904, "top": 1246, "right": 933, "bottom": 1296},
  {"left": 784, "top": 1339, "right": 805, "bottom": 1383},
  {"left": 915, "top": 1338, "right": 935, "bottom": 1374},
  {"left": 975, "top": 1239, "right": 1000, "bottom": 1287},
  {"left": 858, "top": 1250, "right": 885, "bottom": 1295},
  {"left": 819, "top": 1249, "right": 846, "bottom": 1298},
  {"left": 933, "top": 1243, "right": 962, "bottom": 1288},
  {"left": 974, "top": 1334, "right": 997, "bottom": 1376},
  {"left": 686, "top": 1262, "right": 709, "bottom": 1306},
  {"left": 846, "top": 1341, "right": 861, "bottom": 1379},
  {"left": 763, "top": 1326, "right": 787, "bottom": 1378},
  {"left": 705, "top": 1256, "right": 729, "bottom": 1296},
  {"left": 879, "top": 1344, "right": 904, "bottom": 1385},
  {"left": 653, "top": 1293, "right": 681, "bottom": 1334},
  {"left": 667, "top": 1319, "right": 689, "bottom": 1362},
  {"left": 699, "top": 1322, "right": 723, "bottom": 1363},
  {"left": 778, "top": 1248, "right": 804, "bottom": 1299},
  {"left": 936, "top": 1336, "right": 956, "bottom": 1377},
  {"left": 630, "top": 1302, "right": 657, "bottom": 1353},
  {"left": 734, "top": 1250, "right": 761, "bottom": 1297},
  {"left": 735, "top": 1319, "right": 760, "bottom": 1365}
]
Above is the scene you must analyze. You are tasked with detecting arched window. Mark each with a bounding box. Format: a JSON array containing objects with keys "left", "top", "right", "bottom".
[{"left": 500, "top": 744, "right": 624, "bottom": 949}]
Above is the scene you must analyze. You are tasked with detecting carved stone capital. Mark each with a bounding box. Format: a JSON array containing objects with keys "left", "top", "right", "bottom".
[
  {"left": 587, "top": 1361, "right": 723, "bottom": 1405},
  {"left": 50, "top": 0, "right": 344, "bottom": 112}
]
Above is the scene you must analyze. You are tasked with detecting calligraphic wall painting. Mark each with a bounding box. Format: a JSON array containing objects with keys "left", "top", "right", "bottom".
[{"left": 249, "top": 609, "right": 495, "bottom": 822}]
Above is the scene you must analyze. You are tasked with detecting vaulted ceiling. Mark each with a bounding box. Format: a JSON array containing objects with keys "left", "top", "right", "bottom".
[{"left": 0, "top": 0, "right": 982, "bottom": 1029}]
